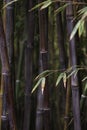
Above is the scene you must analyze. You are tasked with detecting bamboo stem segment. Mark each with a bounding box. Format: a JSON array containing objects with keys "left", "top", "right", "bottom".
[
  {"left": 35, "top": 1, "right": 51, "bottom": 130},
  {"left": 66, "top": 2, "right": 81, "bottom": 130},
  {"left": 0, "top": 12, "right": 17, "bottom": 130}
]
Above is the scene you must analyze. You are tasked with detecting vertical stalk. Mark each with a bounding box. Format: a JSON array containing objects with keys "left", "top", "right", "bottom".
[
  {"left": 35, "top": 1, "right": 50, "bottom": 130},
  {"left": 23, "top": 1, "right": 35, "bottom": 130},
  {"left": 16, "top": 42, "right": 25, "bottom": 129},
  {"left": 0, "top": 13, "right": 17, "bottom": 130},
  {"left": 66, "top": 1, "right": 81, "bottom": 130},
  {"left": 56, "top": 2, "right": 67, "bottom": 130},
  {"left": 5, "top": 0, "right": 15, "bottom": 93},
  {"left": 64, "top": 79, "right": 71, "bottom": 130},
  {"left": 56, "top": 3, "right": 67, "bottom": 70},
  {"left": 2, "top": 1, "right": 9, "bottom": 129},
  {"left": 0, "top": 78, "right": 3, "bottom": 129}
]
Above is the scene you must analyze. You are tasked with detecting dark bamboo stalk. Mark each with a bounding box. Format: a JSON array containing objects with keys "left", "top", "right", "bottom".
[
  {"left": 1, "top": 1, "right": 9, "bottom": 129},
  {"left": 15, "top": 42, "right": 24, "bottom": 129},
  {"left": 35, "top": 1, "right": 50, "bottom": 130},
  {"left": 5, "top": 0, "right": 15, "bottom": 93},
  {"left": 0, "top": 12, "right": 17, "bottom": 130},
  {"left": 64, "top": 79, "right": 71, "bottom": 130},
  {"left": 16, "top": 42, "right": 25, "bottom": 104},
  {"left": 0, "top": 77, "right": 3, "bottom": 129},
  {"left": 66, "top": 1, "right": 81, "bottom": 130},
  {"left": 1, "top": 74, "right": 9, "bottom": 130},
  {"left": 23, "top": 1, "right": 35, "bottom": 130},
  {"left": 56, "top": 3, "right": 67, "bottom": 70},
  {"left": 55, "top": 2, "right": 68, "bottom": 130}
]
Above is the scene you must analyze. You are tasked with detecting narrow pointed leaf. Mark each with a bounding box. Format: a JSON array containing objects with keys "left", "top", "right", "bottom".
[
  {"left": 78, "top": 20, "right": 85, "bottom": 37},
  {"left": 35, "top": 70, "right": 51, "bottom": 80},
  {"left": 82, "top": 77, "right": 87, "bottom": 82},
  {"left": 2, "top": 0, "right": 18, "bottom": 9},
  {"left": 63, "top": 73, "right": 67, "bottom": 88},
  {"left": 70, "top": 20, "right": 82, "bottom": 40},
  {"left": 32, "top": 78, "right": 44, "bottom": 93},
  {"left": 40, "top": 1, "right": 52, "bottom": 10},
  {"left": 41, "top": 77, "right": 46, "bottom": 94},
  {"left": 55, "top": 4, "right": 69, "bottom": 15},
  {"left": 67, "top": 69, "right": 77, "bottom": 79},
  {"left": 29, "top": 1, "right": 46, "bottom": 11},
  {"left": 56, "top": 73, "right": 64, "bottom": 86}
]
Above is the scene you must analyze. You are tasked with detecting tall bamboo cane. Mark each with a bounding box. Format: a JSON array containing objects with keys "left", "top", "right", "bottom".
[
  {"left": 5, "top": 0, "right": 15, "bottom": 94},
  {"left": 55, "top": 2, "right": 68, "bottom": 130},
  {"left": 23, "top": 1, "right": 35, "bottom": 130},
  {"left": 66, "top": 1, "right": 81, "bottom": 130},
  {"left": 35, "top": 1, "right": 50, "bottom": 130},
  {"left": 0, "top": 12, "right": 17, "bottom": 130}
]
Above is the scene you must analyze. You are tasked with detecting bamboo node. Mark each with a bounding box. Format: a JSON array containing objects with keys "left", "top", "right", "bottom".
[
  {"left": 37, "top": 108, "right": 50, "bottom": 114},
  {"left": 1, "top": 115, "right": 7, "bottom": 120},
  {"left": 40, "top": 50, "right": 48, "bottom": 54},
  {"left": 64, "top": 116, "right": 70, "bottom": 120},
  {"left": 2, "top": 72, "right": 9, "bottom": 76},
  {"left": 37, "top": 108, "right": 50, "bottom": 111},
  {"left": 81, "top": 94, "right": 87, "bottom": 98},
  {"left": 16, "top": 80, "right": 20, "bottom": 83}
]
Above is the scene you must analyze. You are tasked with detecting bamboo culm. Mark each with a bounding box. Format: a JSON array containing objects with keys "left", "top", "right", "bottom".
[
  {"left": 5, "top": 0, "right": 15, "bottom": 95},
  {"left": 66, "top": 2, "right": 81, "bottom": 130},
  {"left": 35, "top": 1, "right": 51, "bottom": 130},
  {"left": 56, "top": 2, "right": 67, "bottom": 130},
  {"left": 23, "top": 0, "right": 35, "bottom": 130},
  {"left": 0, "top": 12, "right": 17, "bottom": 130}
]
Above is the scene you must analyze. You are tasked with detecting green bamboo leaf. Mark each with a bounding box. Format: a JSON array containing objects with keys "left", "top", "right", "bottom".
[
  {"left": 67, "top": 69, "right": 77, "bottom": 79},
  {"left": 29, "top": 1, "right": 45, "bottom": 11},
  {"left": 63, "top": 73, "right": 67, "bottom": 88},
  {"left": 35, "top": 70, "right": 51, "bottom": 80},
  {"left": 78, "top": 7, "right": 87, "bottom": 16},
  {"left": 41, "top": 77, "right": 46, "bottom": 94},
  {"left": 78, "top": 20, "right": 84, "bottom": 37},
  {"left": 70, "top": 20, "right": 82, "bottom": 40},
  {"left": 55, "top": 3, "right": 69, "bottom": 15},
  {"left": 82, "top": 77, "right": 87, "bottom": 82},
  {"left": 56, "top": 73, "right": 64, "bottom": 86},
  {"left": 40, "top": 0, "right": 52, "bottom": 10},
  {"left": 32, "top": 78, "right": 44, "bottom": 93},
  {"left": 2, "top": 0, "right": 18, "bottom": 9}
]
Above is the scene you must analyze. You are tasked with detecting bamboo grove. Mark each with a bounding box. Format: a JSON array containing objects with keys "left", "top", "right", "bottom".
[{"left": 0, "top": 0, "right": 87, "bottom": 130}]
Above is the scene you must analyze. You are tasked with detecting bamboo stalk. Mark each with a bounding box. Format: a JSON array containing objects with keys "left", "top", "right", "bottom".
[
  {"left": 64, "top": 79, "right": 71, "bottom": 130},
  {"left": 35, "top": 1, "right": 50, "bottom": 130},
  {"left": 23, "top": 0, "right": 35, "bottom": 130},
  {"left": 0, "top": 12, "right": 17, "bottom": 130},
  {"left": 5, "top": 0, "right": 15, "bottom": 95},
  {"left": 16, "top": 42, "right": 24, "bottom": 130},
  {"left": 0, "top": 81, "right": 3, "bottom": 130},
  {"left": 66, "top": 1, "right": 81, "bottom": 130},
  {"left": 55, "top": 2, "right": 67, "bottom": 130},
  {"left": 1, "top": 74, "right": 9, "bottom": 130}
]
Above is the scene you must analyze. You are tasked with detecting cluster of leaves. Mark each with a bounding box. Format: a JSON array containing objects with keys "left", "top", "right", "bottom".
[
  {"left": 29, "top": 0, "right": 87, "bottom": 39},
  {"left": 70, "top": 7, "right": 87, "bottom": 39},
  {"left": 32, "top": 66, "right": 87, "bottom": 93}
]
